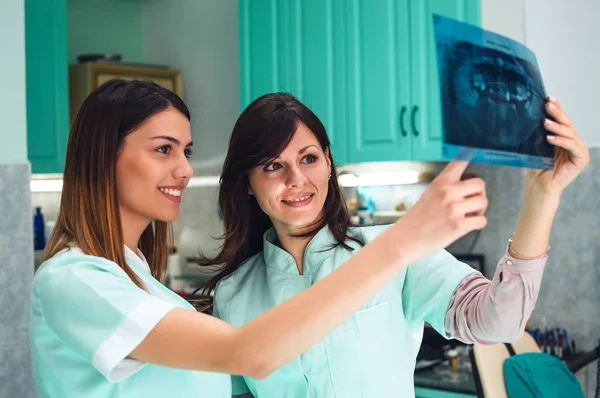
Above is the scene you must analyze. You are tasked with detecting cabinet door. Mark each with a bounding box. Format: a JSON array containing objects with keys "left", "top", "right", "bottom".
[
  {"left": 25, "top": 0, "right": 69, "bottom": 174},
  {"left": 346, "top": 0, "right": 412, "bottom": 163},
  {"left": 410, "top": 0, "right": 481, "bottom": 161},
  {"left": 285, "top": 0, "right": 348, "bottom": 164},
  {"left": 239, "top": 0, "right": 290, "bottom": 112}
]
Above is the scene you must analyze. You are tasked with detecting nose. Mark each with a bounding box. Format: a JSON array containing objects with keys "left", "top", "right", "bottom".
[
  {"left": 174, "top": 154, "right": 195, "bottom": 181},
  {"left": 285, "top": 164, "right": 307, "bottom": 189}
]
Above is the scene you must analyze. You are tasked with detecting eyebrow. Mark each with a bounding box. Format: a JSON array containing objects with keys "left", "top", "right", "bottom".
[
  {"left": 151, "top": 135, "right": 193, "bottom": 147},
  {"left": 275, "top": 145, "right": 317, "bottom": 159}
]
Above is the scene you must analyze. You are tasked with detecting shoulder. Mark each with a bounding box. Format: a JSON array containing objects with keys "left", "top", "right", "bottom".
[
  {"left": 410, "top": 249, "right": 462, "bottom": 268},
  {"left": 213, "top": 251, "right": 265, "bottom": 305},
  {"left": 347, "top": 224, "right": 393, "bottom": 244},
  {"left": 33, "top": 248, "right": 128, "bottom": 298},
  {"left": 406, "top": 249, "right": 479, "bottom": 280}
]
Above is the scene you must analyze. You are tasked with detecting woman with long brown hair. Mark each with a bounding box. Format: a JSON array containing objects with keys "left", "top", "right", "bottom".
[
  {"left": 206, "top": 93, "right": 589, "bottom": 397},
  {"left": 30, "top": 80, "right": 489, "bottom": 397}
]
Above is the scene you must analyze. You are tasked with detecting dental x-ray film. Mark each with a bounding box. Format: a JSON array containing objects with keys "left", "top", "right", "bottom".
[{"left": 433, "top": 14, "right": 554, "bottom": 169}]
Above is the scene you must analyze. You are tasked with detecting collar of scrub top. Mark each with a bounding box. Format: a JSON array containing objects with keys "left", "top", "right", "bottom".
[
  {"left": 124, "top": 245, "right": 151, "bottom": 273},
  {"left": 122, "top": 245, "right": 196, "bottom": 309},
  {"left": 262, "top": 225, "right": 338, "bottom": 275}
]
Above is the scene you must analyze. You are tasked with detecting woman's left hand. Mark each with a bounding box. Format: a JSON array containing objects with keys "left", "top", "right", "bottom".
[{"left": 528, "top": 97, "right": 590, "bottom": 196}]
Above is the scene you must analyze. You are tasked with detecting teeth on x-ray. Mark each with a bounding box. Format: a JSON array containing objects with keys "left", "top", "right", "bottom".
[{"left": 433, "top": 14, "right": 554, "bottom": 170}]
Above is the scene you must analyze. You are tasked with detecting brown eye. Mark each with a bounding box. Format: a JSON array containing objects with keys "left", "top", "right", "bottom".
[
  {"left": 157, "top": 145, "right": 171, "bottom": 155},
  {"left": 302, "top": 154, "right": 318, "bottom": 164},
  {"left": 263, "top": 162, "right": 282, "bottom": 172}
]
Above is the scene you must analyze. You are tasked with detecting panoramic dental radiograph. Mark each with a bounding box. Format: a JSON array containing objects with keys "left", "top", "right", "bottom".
[
  {"left": 441, "top": 41, "right": 553, "bottom": 158},
  {"left": 433, "top": 14, "right": 555, "bottom": 169}
]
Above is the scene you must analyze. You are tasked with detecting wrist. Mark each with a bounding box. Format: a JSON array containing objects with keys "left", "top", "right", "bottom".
[
  {"left": 524, "top": 173, "right": 562, "bottom": 208},
  {"left": 388, "top": 217, "right": 421, "bottom": 267},
  {"left": 523, "top": 183, "right": 561, "bottom": 214}
]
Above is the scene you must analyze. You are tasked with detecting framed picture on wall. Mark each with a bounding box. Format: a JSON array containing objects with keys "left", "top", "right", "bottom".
[{"left": 69, "top": 62, "right": 183, "bottom": 124}]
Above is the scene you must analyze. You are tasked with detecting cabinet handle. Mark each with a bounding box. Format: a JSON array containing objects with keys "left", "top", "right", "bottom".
[
  {"left": 411, "top": 106, "right": 419, "bottom": 136},
  {"left": 400, "top": 106, "right": 407, "bottom": 137}
]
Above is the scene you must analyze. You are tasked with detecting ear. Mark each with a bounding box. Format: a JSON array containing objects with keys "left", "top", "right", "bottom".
[
  {"left": 324, "top": 147, "right": 332, "bottom": 174},
  {"left": 248, "top": 185, "right": 254, "bottom": 196}
]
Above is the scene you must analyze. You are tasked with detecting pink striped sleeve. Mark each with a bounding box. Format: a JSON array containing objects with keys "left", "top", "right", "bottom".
[{"left": 444, "top": 249, "right": 546, "bottom": 344}]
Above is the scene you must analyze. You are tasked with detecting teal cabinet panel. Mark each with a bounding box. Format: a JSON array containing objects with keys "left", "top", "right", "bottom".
[
  {"left": 239, "top": 0, "right": 288, "bottom": 111},
  {"left": 287, "top": 0, "right": 348, "bottom": 164},
  {"left": 346, "top": 0, "right": 412, "bottom": 163},
  {"left": 240, "top": 0, "right": 481, "bottom": 165},
  {"left": 25, "top": 0, "right": 69, "bottom": 173},
  {"left": 239, "top": 0, "right": 348, "bottom": 163},
  {"left": 410, "top": 0, "right": 481, "bottom": 161}
]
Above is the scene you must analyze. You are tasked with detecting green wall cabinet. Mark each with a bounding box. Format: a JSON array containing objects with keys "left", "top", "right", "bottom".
[
  {"left": 25, "top": 0, "right": 70, "bottom": 174},
  {"left": 239, "top": 0, "right": 348, "bottom": 164},
  {"left": 410, "top": 0, "right": 481, "bottom": 161},
  {"left": 345, "top": 0, "right": 412, "bottom": 162},
  {"left": 239, "top": 0, "right": 480, "bottom": 164}
]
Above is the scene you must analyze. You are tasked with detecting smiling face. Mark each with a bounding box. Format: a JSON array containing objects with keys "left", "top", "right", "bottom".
[
  {"left": 116, "top": 107, "right": 194, "bottom": 229},
  {"left": 248, "top": 122, "right": 331, "bottom": 236}
]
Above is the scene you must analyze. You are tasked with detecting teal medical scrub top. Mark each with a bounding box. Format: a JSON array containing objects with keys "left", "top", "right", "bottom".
[
  {"left": 214, "top": 225, "right": 478, "bottom": 398},
  {"left": 30, "top": 246, "right": 231, "bottom": 398}
]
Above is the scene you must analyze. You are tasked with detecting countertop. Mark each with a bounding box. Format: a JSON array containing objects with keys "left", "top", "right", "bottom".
[{"left": 414, "top": 363, "right": 477, "bottom": 395}]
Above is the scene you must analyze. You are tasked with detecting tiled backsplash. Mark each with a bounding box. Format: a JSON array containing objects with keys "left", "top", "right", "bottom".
[{"left": 1, "top": 163, "right": 36, "bottom": 397}]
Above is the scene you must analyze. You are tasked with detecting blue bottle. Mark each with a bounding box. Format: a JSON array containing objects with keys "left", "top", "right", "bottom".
[{"left": 33, "top": 206, "right": 46, "bottom": 251}]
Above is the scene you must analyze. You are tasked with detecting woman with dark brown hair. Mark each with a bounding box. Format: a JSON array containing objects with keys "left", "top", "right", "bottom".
[
  {"left": 30, "top": 80, "right": 490, "bottom": 397},
  {"left": 207, "top": 93, "right": 589, "bottom": 397}
]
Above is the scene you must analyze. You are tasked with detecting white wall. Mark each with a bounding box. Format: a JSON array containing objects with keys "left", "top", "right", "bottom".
[
  {"left": 142, "top": 0, "right": 239, "bottom": 171},
  {"left": 0, "top": 0, "right": 28, "bottom": 164},
  {"left": 481, "top": 0, "right": 525, "bottom": 42},
  {"left": 525, "top": 0, "right": 600, "bottom": 147},
  {"left": 482, "top": 0, "right": 599, "bottom": 148}
]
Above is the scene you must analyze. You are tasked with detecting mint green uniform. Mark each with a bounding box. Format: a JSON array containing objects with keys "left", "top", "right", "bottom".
[
  {"left": 30, "top": 246, "right": 231, "bottom": 397},
  {"left": 214, "top": 225, "right": 477, "bottom": 397}
]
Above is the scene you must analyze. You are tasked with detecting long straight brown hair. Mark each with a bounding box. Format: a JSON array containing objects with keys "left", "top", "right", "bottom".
[
  {"left": 41, "top": 79, "right": 190, "bottom": 288},
  {"left": 199, "top": 93, "right": 363, "bottom": 297}
]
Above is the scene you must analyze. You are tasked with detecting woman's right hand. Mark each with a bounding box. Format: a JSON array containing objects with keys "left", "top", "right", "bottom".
[{"left": 393, "top": 160, "right": 488, "bottom": 264}]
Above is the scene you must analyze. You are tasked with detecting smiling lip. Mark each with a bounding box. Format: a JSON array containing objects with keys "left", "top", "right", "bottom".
[
  {"left": 159, "top": 186, "right": 184, "bottom": 204},
  {"left": 282, "top": 193, "right": 314, "bottom": 208}
]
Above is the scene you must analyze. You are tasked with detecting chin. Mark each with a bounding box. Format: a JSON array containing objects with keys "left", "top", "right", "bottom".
[
  {"left": 285, "top": 215, "right": 323, "bottom": 230},
  {"left": 156, "top": 211, "right": 179, "bottom": 223}
]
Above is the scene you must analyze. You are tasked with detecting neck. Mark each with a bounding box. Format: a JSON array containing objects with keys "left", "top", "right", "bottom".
[{"left": 120, "top": 208, "right": 151, "bottom": 254}]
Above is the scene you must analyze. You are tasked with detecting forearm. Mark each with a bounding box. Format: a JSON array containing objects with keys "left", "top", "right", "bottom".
[
  {"left": 510, "top": 175, "right": 560, "bottom": 259},
  {"left": 232, "top": 222, "right": 410, "bottom": 378},
  {"left": 131, "top": 159, "right": 489, "bottom": 377}
]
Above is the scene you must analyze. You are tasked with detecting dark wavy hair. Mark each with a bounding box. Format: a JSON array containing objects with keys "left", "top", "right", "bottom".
[{"left": 199, "top": 93, "right": 363, "bottom": 298}]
